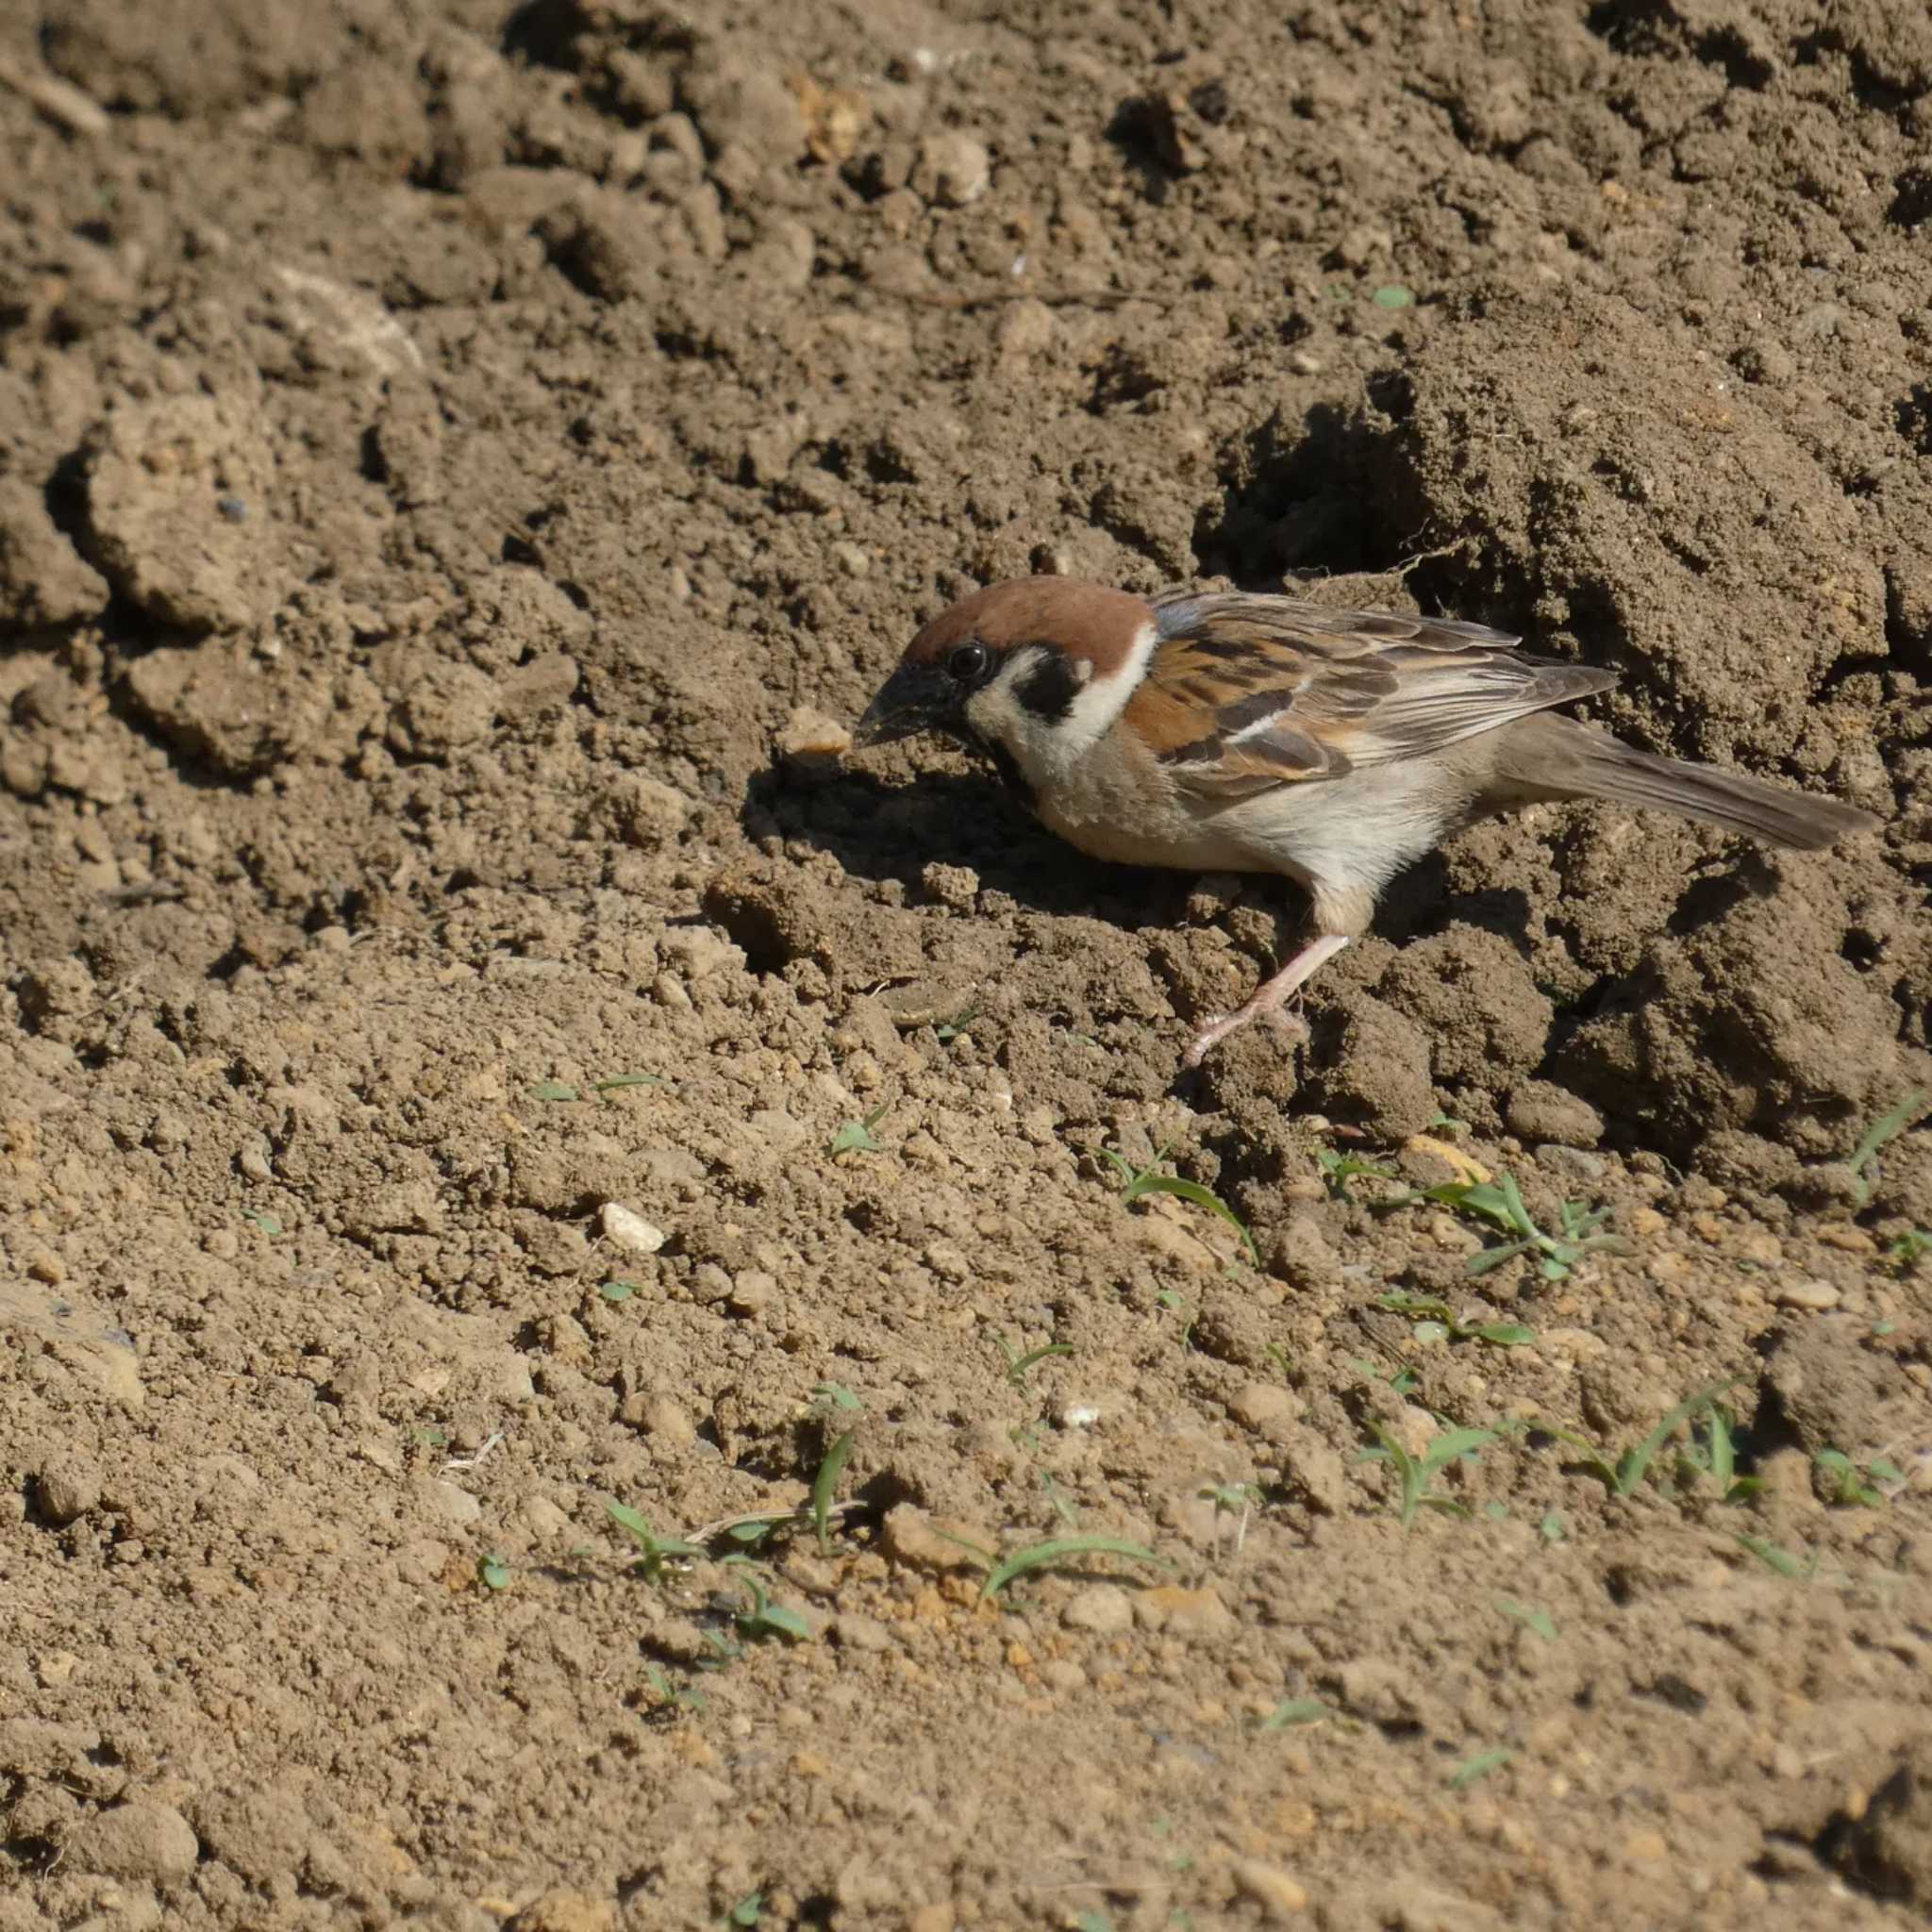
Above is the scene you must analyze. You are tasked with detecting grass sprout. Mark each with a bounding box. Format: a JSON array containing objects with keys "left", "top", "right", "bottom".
[
  {"left": 1255, "top": 1696, "right": 1329, "bottom": 1732},
  {"left": 1675, "top": 1404, "right": 1763, "bottom": 1504},
  {"left": 1447, "top": 1746, "right": 1514, "bottom": 1790},
  {"left": 1846, "top": 1090, "right": 1927, "bottom": 1206},
  {"left": 808, "top": 1387, "right": 862, "bottom": 1555},
  {"left": 1419, "top": 1172, "right": 1624, "bottom": 1281},
  {"left": 827, "top": 1102, "right": 889, "bottom": 1157},
  {"left": 1541, "top": 1378, "right": 1739, "bottom": 1497},
  {"left": 1377, "top": 1290, "right": 1535, "bottom": 1348},
  {"left": 979, "top": 1534, "right": 1168, "bottom": 1601},
  {"left": 1098, "top": 1139, "right": 1258, "bottom": 1260},
  {"left": 1361, "top": 1423, "right": 1497, "bottom": 1527},
  {"left": 1316, "top": 1147, "right": 1398, "bottom": 1199},
  {"left": 606, "top": 1501, "right": 704, "bottom": 1579},
  {"left": 1815, "top": 1448, "right": 1903, "bottom": 1507},
  {"left": 994, "top": 1333, "right": 1074, "bottom": 1385}
]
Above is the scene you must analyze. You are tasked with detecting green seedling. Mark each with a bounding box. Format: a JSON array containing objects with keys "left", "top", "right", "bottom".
[
  {"left": 1538, "top": 1509, "right": 1567, "bottom": 1544},
  {"left": 994, "top": 1333, "right": 1074, "bottom": 1385},
  {"left": 1361, "top": 1423, "right": 1497, "bottom": 1527},
  {"left": 1419, "top": 1172, "right": 1624, "bottom": 1281},
  {"left": 722, "top": 1891, "right": 763, "bottom": 1928},
  {"left": 1675, "top": 1405, "right": 1763, "bottom": 1504},
  {"left": 240, "top": 1208, "right": 282, "bottom": 1235},
  {"left": 727, "top": 1570, "right": 813, "bottom": 1643},
  {"left": 1371, "top": 283, "right": 1415, "bottom": 309},
  {"left": 1098, "top": 1139, "right": 1259, "bottom": 1261},
  {"left": 592, "top": 1072, "right": 662, "bottom": 1095},
  {"left": 1541, "top": 1377, "right": 1739, "bottom": 1498},
  {"left": 1263, "top": 1342, "right": 1293, "bottom": 1381},
  {"left": 808, "top": 1387, "right": 862, "bottom": 1556},
  {"left": 1846, "top": 1090, "right": 1927, "bottom": 1207},
  {"left": 1735, "top": 1533, "right": 1820, "bottom": 1581},
  {"left": 1886, "top": 1229, "right": 1930, "bottom": 1270},
  {"left": 979, "top": 1534, "right": 1168, "bottom": 1601},
  {"left": 642, "top": 1663, "right": 707, "bottom": 1714},
  {"left": 1255, "top": 1696, "right": 1329, "bottom": 1732},
  {"left": 606, "top": 1500, "right": 704, "bottom": 1580},
  {"left": 476, "top": 1554, "right": 511, "bottom": 1591},
  {"left": 1377, "top": 1291, "right": 1535, "bottom": 1349},
  {"left": 1074, "top": 1912, "right": 1114, "bottom": 1932},
  {"left": 933, "top": 1002, "right": 981, "bottom": 1042},
  {"left": 1814, "top": 1448, "right": 1903, "bottom": 1508},
  {"left": 1351, "top": 1356, "right": 1422, "bottom": 1400},
  {"left": 827, "top": 1102, "right": 890, "bottom": 1157},
  {"left": 599, "top": 1278, "right": 639, "bottom": 1303},
  {"left": 1315, "top": 1146, "right": 1398, "bottom": 1199},
  {"left": 530, "top": 1079, "right": 578, "bottom": 1101},
  {"left": 1447, "top": 1746, "right": 1514, "bottom": 1790},
  {"left": 1429, "top": 1110, "right": 1469, "bottom": 1135},
  {"left": 1495, "top": 1598, "right": 1556, "bottom": 1641}
]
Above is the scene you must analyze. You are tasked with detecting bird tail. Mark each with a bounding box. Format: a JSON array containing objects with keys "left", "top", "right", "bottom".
[{"left": 1498, "top": 713, "right": 1879, "bottom": 850}]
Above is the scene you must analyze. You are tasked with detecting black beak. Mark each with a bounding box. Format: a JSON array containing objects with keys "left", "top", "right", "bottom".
[{"left": 854, "top": 662, "right": 953, "bottom": 748}]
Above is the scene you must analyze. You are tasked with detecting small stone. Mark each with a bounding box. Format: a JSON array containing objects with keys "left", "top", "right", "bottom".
[
  {"left": 727, "top": 1268, "right": 777, "bottom": 1316},
  {"left": 1062, "top": 1584, "right": 1135, "bottom": 1635},
  {"left": 1228, "top": 1382, "right": 1297, "bottom": 1435},
  {"left": 1133, "top": 1585, "right": 1233, "bottom": 1636},
  {"left": 1507, "top": 1081, "right": 1605, "bottom": 1148},
  {"left": 637, "top": 1396, "right": 695, "bottom": 1447},
  {"left": 71, "top": 1801, "right": 199, "bottom": 1885},
  {"left": 1231, "top": 1857, "right": 1309, "bottom": 1920},
  {"left": 833, "top": 1612, "right": 892, "bottom": 1652},
  {"left": 911, "top": 130, "right": 991, "bottom": 207},
  {"left": 778, "top": 706, "right": 851, "bottom": 758},
  {"left": 1043, "top": 1657, "right": 1087, "bottom": 1693},
  {"left": 1623, "top": 1829, "right": 1668, "bottom": 1862},
  {"left": 1277, "top": 1432, "right": 1347, "bottom": 1516},
  {"left": 1774, "top": 1278, "right": 1841, "bottom": 1311},
  {"left": 880, "top": 1504, "right": 991, "bottom": 1574},
  {"left": 522, "top": 1496, "right": 571, "bottom": 1539},
  {"left": 612, "top": 773, "right": 691, "bottom": 848},
  {"left": 600, "top": 1203, "right": 667, "bottom": 1256},
  {"left": 509, "top": 1893, "right": 618, "bottom": 1932},
  {"left": 908, "top": 1907, "right": 956, "bottom": 1932},
  {"left": 34, "top": 1455, "right": 100, "bottom": 1526}
]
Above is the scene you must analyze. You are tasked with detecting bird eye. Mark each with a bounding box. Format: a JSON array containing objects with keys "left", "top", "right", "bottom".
[{"left": 945, "top": 641, "right": 990, "bottom": 684}]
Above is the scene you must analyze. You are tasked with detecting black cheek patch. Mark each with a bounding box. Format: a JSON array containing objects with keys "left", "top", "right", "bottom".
[
  {"left": 985, "top": 740, "right": 1038, "bottom": 810},
  {"left": 1013, "top": 647, "right": 1089, "bottom": 723}
]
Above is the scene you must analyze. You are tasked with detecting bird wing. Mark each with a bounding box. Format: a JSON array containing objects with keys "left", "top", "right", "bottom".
[{"left": 1124, "top": 591, "right": 1617, "bottom": 801}]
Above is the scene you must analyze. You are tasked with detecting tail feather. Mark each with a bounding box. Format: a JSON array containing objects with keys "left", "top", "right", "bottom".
[{"left": 1498, "top": 714, "right": 1879, "bottom": 851}]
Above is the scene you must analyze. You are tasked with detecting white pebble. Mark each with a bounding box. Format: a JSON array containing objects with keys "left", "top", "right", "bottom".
[{"left": 600, "top": 1203, "right": 667, "bottom": 1255}]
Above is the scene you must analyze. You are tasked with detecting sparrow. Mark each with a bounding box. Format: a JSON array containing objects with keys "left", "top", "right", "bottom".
[{"left": 854, "top": 577, "right": 1881, "bottom": 1068}]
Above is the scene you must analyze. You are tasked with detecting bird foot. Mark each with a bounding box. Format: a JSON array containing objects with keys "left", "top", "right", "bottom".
[{"left": 1181, "top": 999, "right": 1308, "bottom": 1069}]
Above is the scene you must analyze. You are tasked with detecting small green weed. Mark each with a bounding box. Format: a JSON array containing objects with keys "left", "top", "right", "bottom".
[
  {"left": 642, "top": 1663, "right": 707, "bottom": 1715},
  {"left": 1316, "top": 1146, "right": 1397, "bottom": 1199},
  {"left": 1377, "top": 1290, "right": 1535, "bottom": 1348},
  {"left": 476, "top": 1554, "right": 511, "bottom": 1591},
  {"left": 1495, "top": 1598, "right": 1556, "bottom": 1641},
  {"left": 1887, "top": 1229, "right": 1930, "bottom": 1270},
  {"left": 993, "top": 1332, "right": 1074, "bottom": 1385},
  {"left": 1675, "top": 1404, "right": 1763, "bottom": 1504},
  {"left": 606, "top": 1500, "right": 704, "bottom": 1580},
  {"left": 827, "top": 1102, "right": 889, "bottom": 1157},
  {"left": 1735, "top": 1533, "right": 1820, "bottom": 1581},
  {"left": 1814, "top": 1448, "right": 1903, "bottom": 1507},
  {"left": 1447, "top": 1746, "right": 1514, "bottom": 1790},
  {"left": 722, "top": 1891, "right": 764, "bottom": 1928},
  {"left": 808, "top": 1385, "right": 862, "bottom": 1555},
  {"left": 1254, "top": 1696, "right": 1329, "bottom": 1732},
  {"left": 1361, "top": 1423, "right": 1498, "bottom": 1527},
  {"left": 978, "top": 1534, "right": 1168, "bottom": 1601},
  {"left": 1419, "top": 1172, "right": 1624, "bottom": 1282},
  {"left": 725, "top": 1567, "right": 813, "bottom": 1643},
  {"left": 1541, "top": 1378, "right": 1738, "bottom": 1498},
  {"left": 1845, "top": 1090, "right": 1927, "bottom": 1207},
  {"left": 1098, "top": 1139, "right": 1258, "bottom": 1260}
]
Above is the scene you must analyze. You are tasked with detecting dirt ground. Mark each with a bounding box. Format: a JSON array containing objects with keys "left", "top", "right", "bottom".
[{"left": 4, "top": 1, "right": 1932, "bottom": 1926}]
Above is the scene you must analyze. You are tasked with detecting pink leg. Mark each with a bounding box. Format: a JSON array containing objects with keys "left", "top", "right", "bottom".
[{"left": 1182, "top": 933, "right": 1352, "bottom": 1069}]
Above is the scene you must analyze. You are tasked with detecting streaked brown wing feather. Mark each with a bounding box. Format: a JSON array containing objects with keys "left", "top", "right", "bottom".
[{"left": 1129, "top": 591, "right": 1615, "bottom": 800}]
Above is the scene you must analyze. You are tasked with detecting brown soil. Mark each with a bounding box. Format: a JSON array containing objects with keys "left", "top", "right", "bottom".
[{"left": 4, "top": 3, "right": 1931, "bottom": 1928}]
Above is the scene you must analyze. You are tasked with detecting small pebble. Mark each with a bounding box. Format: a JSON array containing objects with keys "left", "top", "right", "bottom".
[
  {"left": 35, "top": 1456, "right": 100, "bottom": 1526},
  {"left": 599, "top": 1203, "right": 667, "bottom": 1255},
  {"left": 1062, "top": 1584, "right": 1135, "bottom": 1635},
  {"left": 1774, "top": 1278, "right": 1840, "bottom": 1311},
  {"left": 1230, "top": 1857, "right": 1309, "bottom": 1920}
]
